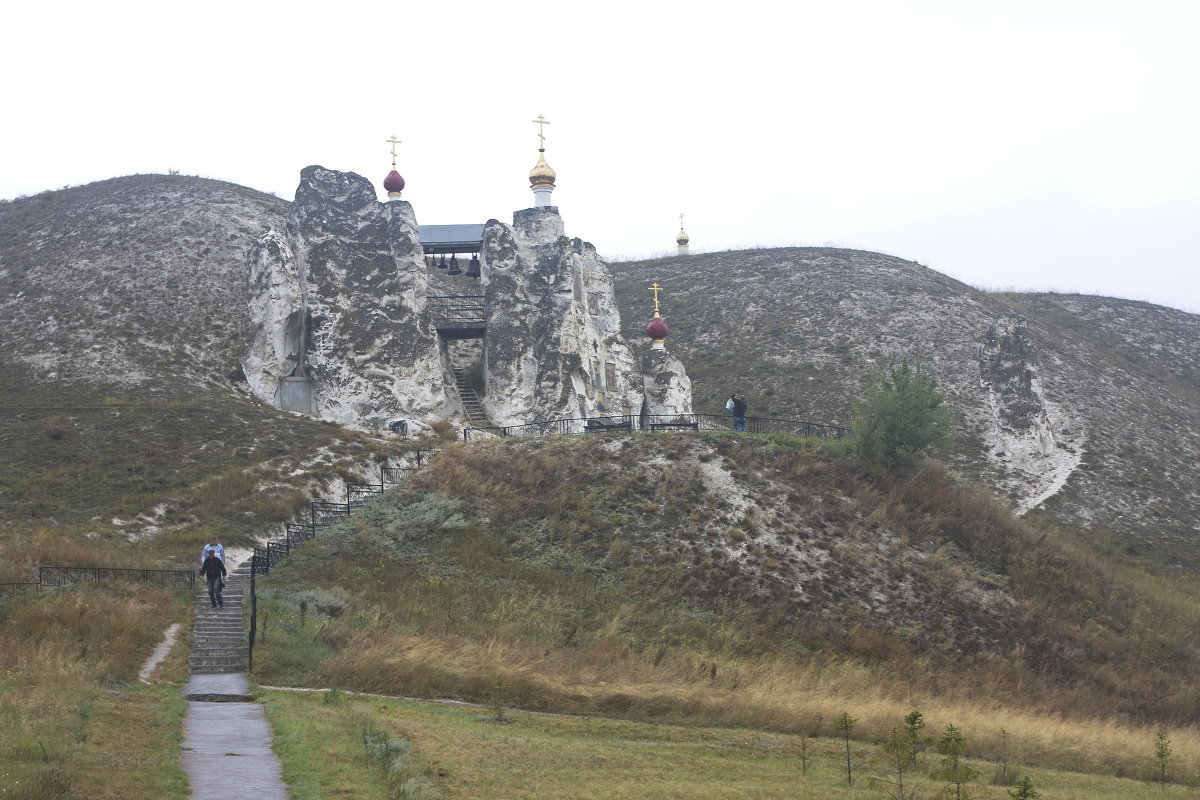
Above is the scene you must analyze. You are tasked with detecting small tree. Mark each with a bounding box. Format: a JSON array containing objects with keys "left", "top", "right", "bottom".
[
  {"left": 852, "top": 358, "right": 950, "bottom": 471},
  {"left": 992, "top": 728, "right": 1014, "bottom": 786},
  {"left": 1009, "top": 775, "right": 1039, "bottom": 799},
  {"left": 796, "top": 734, "right": 816, "bottom": 777},
  {"left": 1154, "top": 729, "right": 1172, "bottom": 791},
  {"left": 873, "top": 725, "right": 918, "bottom": 800},
  {"left": 903, "top": 709, "right": 926, "bottom": 766},
  {"left": 835, "top": 712, "right": 858, "bottom": 786},
  {"left": 930, "top": 724, "right": 980, "bottom": 800}
]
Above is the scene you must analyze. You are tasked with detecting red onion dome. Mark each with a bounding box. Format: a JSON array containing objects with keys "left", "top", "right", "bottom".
[
  {"left": 646, "top": 315, "right": 668, "bottom": 340},
  {"left": 383, "top": 169, "right": 406, "bottom": 194}
]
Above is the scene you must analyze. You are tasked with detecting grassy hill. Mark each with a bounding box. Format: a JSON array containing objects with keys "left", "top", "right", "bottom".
[
  {"left": 610, "top": 249, "right": 1200, "bottom": 568},
  {"left": 244, "top": 435, "right": 1200, "bottom": 780},
  {"left": 4, "top": 177, "right": 1200, "bottom": 797}
]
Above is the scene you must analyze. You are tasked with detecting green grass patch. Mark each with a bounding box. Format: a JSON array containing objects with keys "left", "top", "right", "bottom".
[{"left": 260, "top": 689, "right": 1197, "bottom": 799}]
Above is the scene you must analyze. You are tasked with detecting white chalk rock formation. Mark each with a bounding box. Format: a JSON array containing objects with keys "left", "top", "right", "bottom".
[
  {"left": 480, "top": 207, "right": 650, "bottom": 426},
  {"left": 640, "top": 348, "right": 693, "bottom": 417},
  {"left": 244, "top": 230, "right": 306, "bottom": 403},
  {"left": 243, "top": 166, "right": 455, "bottom": 430},
  {"left": 978, "top": 316, "right": 1083, "bottom": 511}
]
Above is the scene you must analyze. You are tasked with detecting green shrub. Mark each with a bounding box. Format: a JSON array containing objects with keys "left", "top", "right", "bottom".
[{"left": 851, "top": 358, "right": 949, "bottom": 471}]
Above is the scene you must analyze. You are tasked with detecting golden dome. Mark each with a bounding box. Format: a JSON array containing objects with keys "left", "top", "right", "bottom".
[
  {"left": 529, "top": 149, "right": 556, "bottom": 187},
  {"left": 676, "top": 227, "right": 690, "bottom": 245}
]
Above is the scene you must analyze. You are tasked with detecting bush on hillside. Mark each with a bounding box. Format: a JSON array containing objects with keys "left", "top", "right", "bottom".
[{"left": 851, "top": 358, "right": 950, "bottom": 471}]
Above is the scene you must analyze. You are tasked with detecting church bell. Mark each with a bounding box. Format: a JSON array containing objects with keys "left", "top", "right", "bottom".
[
  {"left": 466, "top": 254, "right": 481, "bottom": 279},
  {"left": 437, "top": 254, "right": 447, "bottom": 270},
  {"left": 447, "top": 254, "right": 462, "bottom": 276}
]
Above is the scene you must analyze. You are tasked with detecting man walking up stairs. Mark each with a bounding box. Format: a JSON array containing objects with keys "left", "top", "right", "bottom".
[{"left": 189, "top": 563, "right": 246, "bottom": 675}]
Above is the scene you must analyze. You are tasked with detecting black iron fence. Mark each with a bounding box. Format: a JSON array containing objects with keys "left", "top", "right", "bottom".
[
  {"left": 0, "top": 582, "right": 41, "bottom": 595},
  {"left": 463, "top": 413, "right": 850, "bottom": 441},
  {"left": 382, "top": 465, "right": 414, "bottom": 483},
  {"left": 428, "top": 295, "right": 485, "bottom": 323},
  {"left": 247, "top": 455, "right": 433, "bottom": 669},
  {"left": 38, "top": 566, "right": 197, "bottom": 589}
]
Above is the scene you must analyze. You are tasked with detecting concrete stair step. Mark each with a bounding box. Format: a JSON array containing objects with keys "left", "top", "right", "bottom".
[
  {"left": 194, "top": 634, "right": 245, "bottom": 640},
  {"left": 189, "top": 664, "right": 246, "bottom": 674},
  {"left": 194, "top": 644, "right": 245, "bottom": 650},
  {"left": 189, "top": 653, "right": 246, "bottom": 660},
  {"left": 190, "top": 655, "right": 248, "bottom": 665}
]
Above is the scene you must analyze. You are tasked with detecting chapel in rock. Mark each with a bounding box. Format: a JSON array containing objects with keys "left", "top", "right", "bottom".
[{"left": 240, "top": 120, "right": 692, "bottom": 435}]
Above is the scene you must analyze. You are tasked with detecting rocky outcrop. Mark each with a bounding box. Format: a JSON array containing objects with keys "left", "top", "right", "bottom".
[
  {"left": 978, "top": 316, "right": 1083, "bottom": 511},
  {"left": 243, "top": 167, "right": 455, "bottom": 430},
  {"left": 480, "top": 207, "right": 661, "bottom": 425},
  {"left": 641, "top": 348, "right": 693, "bottom": 417},
  {"left": 243, "top": 231, "right": 306, "bottom": 402}
]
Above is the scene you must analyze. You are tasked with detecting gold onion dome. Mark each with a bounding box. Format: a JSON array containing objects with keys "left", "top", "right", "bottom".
[
  {"left": 676, "top": 227, "right": 690, "bottom": 245},
  {"left": 529, "top": 149, "right": 556, "bottom": 188}
]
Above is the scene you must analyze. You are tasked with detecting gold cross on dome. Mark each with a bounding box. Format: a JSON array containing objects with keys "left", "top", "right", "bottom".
[
  {"left": 678, "top": 212, "right": 685, "bottom": 229},
  {"left": 385, "top": 135, "right": 401, "bottom": 166},
  {"left": 532, "top": 115, "right": 551, "bottom": 147},
  {"left": 648, "top": 282, "right": 664, "bottom": 313}
]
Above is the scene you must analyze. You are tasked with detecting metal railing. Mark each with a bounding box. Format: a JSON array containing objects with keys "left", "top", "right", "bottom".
[
  {"left": 382, "top": 465, "right": 414, "bottom": 483},
  {"left": 428, "top": 295, "right": 485, "bottom": 323},
  {"left": 311, "top": 500, "right": 352, "bottom": 530},
  {"left": 463, "top": 413, "right": 850, "bottom": 441},
  {"left": 38, "top": 566, "right": 196, "bottom": 589},
  {"left": 0, "top": 582, "right": 41, "bottom": 595},
  {"left": 286, "top": 523, "right": 317, "bottom": 546}
]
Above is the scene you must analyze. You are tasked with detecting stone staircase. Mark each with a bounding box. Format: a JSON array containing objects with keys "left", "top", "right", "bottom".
[
  {"left": 189, "top": 564, "right": 249, "bottom": 675},
  {"left": 452, "top": 366, "right": 489, "bottom": 426}
]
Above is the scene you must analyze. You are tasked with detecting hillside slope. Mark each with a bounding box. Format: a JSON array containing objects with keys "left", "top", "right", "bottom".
[
  {"left": 3, "top": 178, "right": 1197, "bottom": 567},
  {"left": 255, "top": 435, "right": 1200, "bottom": 729},
  {"left": 0, "top": 174, "right": 288, "bottom": 391},
  {"left": 611, "top": 249, "right": 1200, "bottom": 566},
  {"left": 0, "top": 177, "right": 409, "bottom": 559}
]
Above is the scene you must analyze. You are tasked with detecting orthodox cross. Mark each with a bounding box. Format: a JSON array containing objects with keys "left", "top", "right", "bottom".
[
  {"left": 678, "top": 212, "right": 685, "bottom": 230},
  {"left": 532, "top": 115, "right": 551, "bottom": 148},
  {"left": 385, "top": 135, "right": 401, "bottom": 167},
  {"left": 648, "top": 282, "right": 664, "bottom": 314}
]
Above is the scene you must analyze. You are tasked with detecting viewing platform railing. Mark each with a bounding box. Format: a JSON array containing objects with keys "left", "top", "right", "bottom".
[{"left": 462, "top": 413, "right": 850, "bottom": 441}]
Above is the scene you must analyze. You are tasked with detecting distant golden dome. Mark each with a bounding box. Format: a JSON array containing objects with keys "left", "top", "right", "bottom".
[
  {"left": 529, "top": 149, "right": 556, "bottom": 188},
  {"left": 676, "top": 227, "right": 690, "bottom": 246}
]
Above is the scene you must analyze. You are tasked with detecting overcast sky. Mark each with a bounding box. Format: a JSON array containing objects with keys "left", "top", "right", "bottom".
[{"left": 3, "top": 1, "right": 1197, "bottom": 312}]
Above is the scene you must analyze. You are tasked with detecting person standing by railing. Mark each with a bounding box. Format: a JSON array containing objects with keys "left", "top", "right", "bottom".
[
  {"left": 732, "top": 395, "right": 748, "bottom": 432},
  {"left": 199, "top": 550, "right": 227, "bottom": 608}
]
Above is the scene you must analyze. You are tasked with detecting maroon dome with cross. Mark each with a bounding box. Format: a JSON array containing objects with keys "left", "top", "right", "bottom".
[
  {"left": 646, "top": 315, "right": 668, "bottom": 341},
  {"left": 383, "top": 169, "right": 405, "bottom": 194}
]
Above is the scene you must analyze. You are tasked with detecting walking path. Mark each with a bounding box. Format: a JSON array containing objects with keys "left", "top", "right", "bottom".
[{"left": 180, "top": 563, "right": 288, "bottom": 800}]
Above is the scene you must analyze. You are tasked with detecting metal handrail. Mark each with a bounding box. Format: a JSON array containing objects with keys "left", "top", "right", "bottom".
[
  {"left": 38, "top": 566, "right": 197, "bottom": 588},
  {"left": 0, "top": 582, "right": 41, "bottom": 594},
  {"left": 463, "top": 413, "right": 850, "bottom": 441},
  {"left": 428, "top": 295, "right": 485, "bottom": 323}
]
